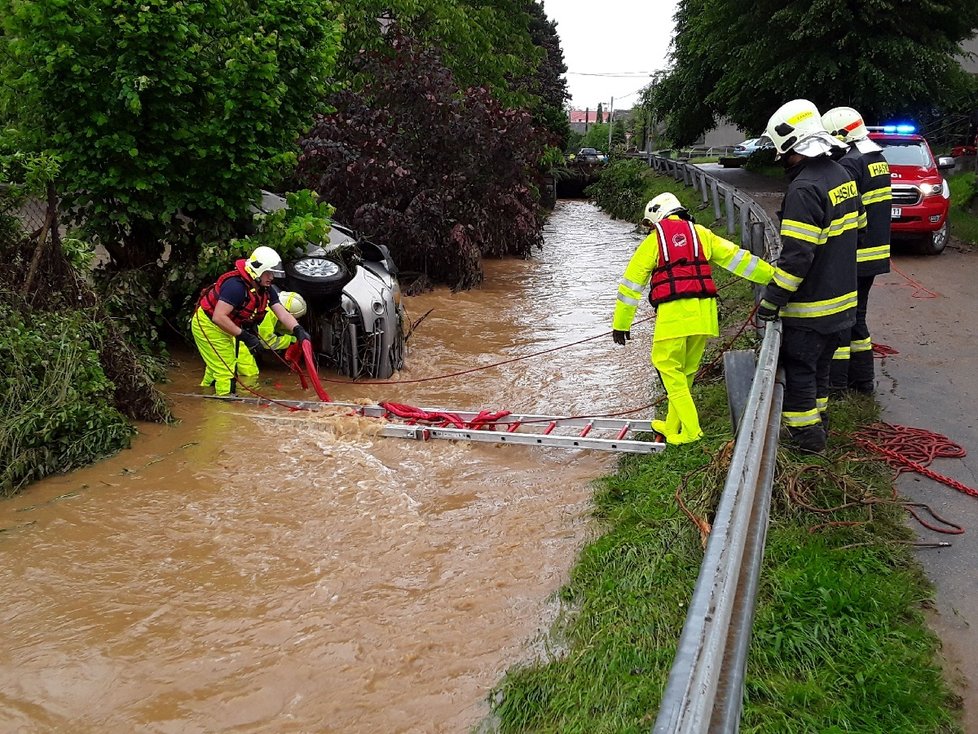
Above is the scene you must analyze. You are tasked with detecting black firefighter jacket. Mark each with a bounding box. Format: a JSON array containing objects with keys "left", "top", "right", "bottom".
[
  {"left": 838, "top": 145, "right": 892, "bottom": 278},
  {"left": 761, "top": 155, "right": 860, "bottom": 335}
]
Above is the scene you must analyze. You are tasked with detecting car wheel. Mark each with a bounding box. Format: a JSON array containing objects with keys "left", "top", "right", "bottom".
[
  {"left": 284, "top": 256, "right": 353, "bottom": 298},
  {"left": 915, "top": 219, "right": 949, "bottom": 256}
]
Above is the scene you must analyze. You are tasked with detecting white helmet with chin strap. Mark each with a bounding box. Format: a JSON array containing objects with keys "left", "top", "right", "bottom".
[
  {"left": 821, "top": 106, "right": 869, "bottom": 142},
  {"left": 245, "top": 245, "right": 284, "bottom": 280},
  {"left": 643, "top": 192, "right": 688, "bottom": 225},
  {"left": 279, "top": 291, "right": 307, "bottom": 318},
  {"left": 822, "top": 105, "right": 883, "bottom": 153},
  {"left": 766, "top": 99, "right": 826, "bottom": 156}
]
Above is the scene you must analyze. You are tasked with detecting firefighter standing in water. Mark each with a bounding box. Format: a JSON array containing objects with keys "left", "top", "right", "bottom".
[
  {"left": 191, "top": 245, "right": 311, "bottom": 395},
  {"left": 821, "top": 106, "right": 892, "bottom": 395},
  {"left": 757, "top": 99, "right": 859, "bottom": 453},
  {"left": 235, "top": 290, "right": 309, "bottom": 388},
  {"left": 612, "top": 192, "right": 775, "bottom": 445}
]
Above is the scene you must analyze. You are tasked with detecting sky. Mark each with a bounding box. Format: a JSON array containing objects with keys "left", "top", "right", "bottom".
[{"left": 541, "top": 0, "right": 678, "bottom": 112}]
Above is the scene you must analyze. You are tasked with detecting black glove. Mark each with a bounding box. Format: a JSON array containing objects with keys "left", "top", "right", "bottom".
[
  {"left": 238, "top": 328, "right": 262, "bottom": 354},
  {"left": 756, "top": 300, "right": 780, "bottom": 322},
  {"left": 612, "top": 329, "right": 631, "bottom": 346},
  {"left": 292, "top": 324, "right": 311, "bottom": 344}
]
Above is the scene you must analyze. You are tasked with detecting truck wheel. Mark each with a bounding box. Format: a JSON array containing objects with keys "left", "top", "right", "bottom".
[{"left": 916, "top": 220, "right": 949, "bottom": 256}]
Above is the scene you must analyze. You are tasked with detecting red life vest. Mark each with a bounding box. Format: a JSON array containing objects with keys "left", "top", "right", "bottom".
[
  {"left": 649, "top": 218, "right": 717, "bottom": 306},
  {"left": 198, "top": 259, "right": 269, "bottom": 327}
]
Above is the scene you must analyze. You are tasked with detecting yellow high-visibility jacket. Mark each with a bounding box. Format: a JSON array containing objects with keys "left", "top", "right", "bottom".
[
  {"left": 257, "top": 310, "right": 296, "bottom": 351},
  {"left": 613, "top": 217, "right": 774, "bottom": 341}
]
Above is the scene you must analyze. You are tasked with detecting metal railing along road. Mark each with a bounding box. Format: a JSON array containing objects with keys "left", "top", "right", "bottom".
[{"left": 635, "top": 153, "right": 786, "bottom": 733}]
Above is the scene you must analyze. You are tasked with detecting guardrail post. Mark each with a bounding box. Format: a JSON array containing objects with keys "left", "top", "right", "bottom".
[
  {"left": 701, "top": 172, "right": 710, "bottom": 205},
  {"left": 712, "top": 180, "right": 722, "bottom": 222},
  {"left": 725, "top": 190, "right": 735, "bottom": 235},
  {"left": 739, "top": 206, "right": 750, "bottom": 247}
]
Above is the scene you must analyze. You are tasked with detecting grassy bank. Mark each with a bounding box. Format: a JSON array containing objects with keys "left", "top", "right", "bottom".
[
  {"left": 487, "top": 163, "right": 960, "bottom": 732},
  {"left": 947, "top": 172, "right": 978, "bottom": 246}
]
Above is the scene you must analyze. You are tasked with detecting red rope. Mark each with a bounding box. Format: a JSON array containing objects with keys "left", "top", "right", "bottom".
[
  {"left": 889, "top": 263, "right": 940, "bottom": 299},
  {"left": 872, "top": 342, "right": 898, "bottom": 358},
  {"left": 853, "top": 422, "right": 976, "bottom": 499}
]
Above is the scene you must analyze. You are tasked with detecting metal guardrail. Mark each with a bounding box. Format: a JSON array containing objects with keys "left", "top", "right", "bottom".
[{"left": 635, "top": 154, "right": 785, "bottom": 733}]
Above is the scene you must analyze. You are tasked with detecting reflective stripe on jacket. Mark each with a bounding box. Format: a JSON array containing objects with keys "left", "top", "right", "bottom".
[
  {"left": 199, "top": 259, "right": 270, "bottom": 328},
  {"left": 649, "top": 218, "right": 718, "bottom": 305},
  {"left": 613, "top": 217, "right": 774, "bottom": 339},
  {"left": 761, "top": 156, "right": 859, "bottom": 334},
  {"left": 839, "top": 146, "right": 891, "bottom": 277}
]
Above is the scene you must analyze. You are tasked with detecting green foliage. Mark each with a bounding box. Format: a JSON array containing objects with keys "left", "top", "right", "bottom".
[
  {"left": 947, "top": 171, "right": 978, "bottom": 246},
  {"left": 652, "top": 0, "right": 978, "bottom": 145},
  {"left": 579, "top": 123, "right": 611, "bottom": 152},
  {"left": 246, "top": 189, "right": 335, "bottom": 260},
  {"left": 583, "top": 158, "right": 656, "bottom": 221},
  {"left": 0, "top": 300, "right": 134, "bottom": 495},
  {"left": 336, "top": 0, "right": 543, "bottom": 109},
  {"left": 0, "top": 0, "right": 343, "bottom": 268}
]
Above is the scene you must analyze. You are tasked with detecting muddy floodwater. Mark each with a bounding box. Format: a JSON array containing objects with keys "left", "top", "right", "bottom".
[{"left": 0, "top": 201, "right": 661, "bottom": 733}]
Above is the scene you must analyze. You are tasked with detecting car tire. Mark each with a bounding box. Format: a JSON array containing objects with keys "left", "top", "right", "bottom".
[
  {"left": 283, "top": 256, "right": 353, "bottom": 299},
  {"left": 915, "top": 219, "right": 949, "bottom": 256}
]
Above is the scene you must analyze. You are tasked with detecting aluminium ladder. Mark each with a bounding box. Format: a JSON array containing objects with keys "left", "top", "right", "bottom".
[{"left": 195, "top": 395, "right": 666, "bottom": 454}]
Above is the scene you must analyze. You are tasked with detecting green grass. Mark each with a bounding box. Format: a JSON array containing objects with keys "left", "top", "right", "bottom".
[
  {"left": 947, "top": 172, "right": 978, "bottom": 246},
  {"left": 487, "top": 173, "right": 961, "bottom": 732}
]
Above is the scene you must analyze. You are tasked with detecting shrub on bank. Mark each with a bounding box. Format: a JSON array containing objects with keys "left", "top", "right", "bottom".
[
  {"left": 0, "top": 301, "right": 135, "bottom": 496},
  {"left": 947, "top": 172, "right": 978, "bottom": 246}
]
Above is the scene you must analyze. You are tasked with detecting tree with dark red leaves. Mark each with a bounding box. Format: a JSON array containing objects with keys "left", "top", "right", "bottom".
[{"left": 296, "top": 32, "right": 547, "bottom": 291}]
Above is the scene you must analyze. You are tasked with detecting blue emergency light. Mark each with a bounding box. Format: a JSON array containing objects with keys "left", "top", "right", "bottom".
[{"left": 882, "top": 123, "right": 916, "bottom": 134}]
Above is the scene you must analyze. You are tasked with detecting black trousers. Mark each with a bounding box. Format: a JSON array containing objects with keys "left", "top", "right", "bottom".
[
  {"left": 781, "top": 325, "right": 839, "bottom": 448},
  {"left": 830, "top": 275, "right": 876, "bottom": 392}
]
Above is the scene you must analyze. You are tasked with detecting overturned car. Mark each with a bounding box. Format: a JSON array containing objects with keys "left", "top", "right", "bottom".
[{"left": 256, "top": 191, "right": 406, "bottom": 379}]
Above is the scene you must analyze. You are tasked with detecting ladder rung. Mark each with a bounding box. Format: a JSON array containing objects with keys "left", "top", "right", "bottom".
[
  {"left": 543, "top": 421, "right": 558, "bottom": 435},
  {"left": 579, "top": 422, "right": 594, "bottom": 438},
  {"left": 615, "top": 425, "right": 630, "bottom": 440}
]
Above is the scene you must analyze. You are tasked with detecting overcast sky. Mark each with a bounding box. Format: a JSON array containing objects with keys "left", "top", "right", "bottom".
[{"left": 541, "top": 0, "right": 678, "bottom": 112}]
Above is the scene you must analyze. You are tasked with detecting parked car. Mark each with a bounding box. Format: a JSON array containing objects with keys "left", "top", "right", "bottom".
[
  {"left": 254, "top": 191, "right": 406, "bottom": 378},
  {"left": 577, "top": 147, "right": 607, "bottom": 163},
  {"left": 731, "top": 136, "right": 774, "bottom": 158},
  {"left": 868, "top": 127, "right": 954, "bottom": 255}
]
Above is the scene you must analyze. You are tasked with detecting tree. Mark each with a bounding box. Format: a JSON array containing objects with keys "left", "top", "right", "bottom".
[
  {"left": 295, "top": 32, "right": 546, "bottom": 291},
  {"left": 596, "top": 103, "right": 604, "bottom": 125},
  {"left": 519, "top": 1, "right": 571, "bottom": 148},
  {"left": 653, "top": 0, "right": 978, "bottom": 145},
  {"left": 0, "top": 0, "right": 343, "bottom": 269},
  {"left": 335, "top": 0, "right": 541, "bottom": 110}
]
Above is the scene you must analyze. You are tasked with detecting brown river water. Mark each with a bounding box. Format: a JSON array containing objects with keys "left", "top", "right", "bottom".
[{"left": 0, "top": 201, "right": 660, "bottom": 733}]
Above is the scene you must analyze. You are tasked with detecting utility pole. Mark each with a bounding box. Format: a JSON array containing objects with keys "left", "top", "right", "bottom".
[
  {"left": 608, "top": 97, "right": 614, "bottom": 153},
  {"left": 584, "top": 106, "right": 589, "bottom": 134}
]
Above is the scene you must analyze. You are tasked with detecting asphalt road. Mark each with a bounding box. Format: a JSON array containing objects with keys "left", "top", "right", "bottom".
[{"left": 704, "top": 162, "right": 978, "bottom": 730}]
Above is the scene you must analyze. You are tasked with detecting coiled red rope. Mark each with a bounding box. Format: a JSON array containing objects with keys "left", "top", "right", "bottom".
[{"left": 853, "top": 422, "right": 976, "bottom": 501}]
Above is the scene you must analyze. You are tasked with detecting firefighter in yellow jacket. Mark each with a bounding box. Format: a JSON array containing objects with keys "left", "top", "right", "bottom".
[{"left": 612, "top": 193, "right": 775, "bottom": 445}]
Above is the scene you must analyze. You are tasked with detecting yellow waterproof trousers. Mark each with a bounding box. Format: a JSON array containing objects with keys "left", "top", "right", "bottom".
[
  {"left": 190, "top": 308, "right": 259, "bottom": 396},
  {"left": 651, "top": 334, "right": 708, "bottom": 444}
]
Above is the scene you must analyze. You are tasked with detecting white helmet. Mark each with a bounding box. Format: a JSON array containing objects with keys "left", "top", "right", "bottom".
[
  {"left": 643, "top": 192, "right": 686, "bottom": 225},
  {"left": 280, "top": 291, "right": 307, "bottom": 318},
  {"left": 766, "top": 99, "right": 825, "bottom": 156},
  {"left": 245, "top": 245, "right": 284, "bottom": 280},
  {"left": 822, "top": 106, "right": 870, "bottom": 142}
]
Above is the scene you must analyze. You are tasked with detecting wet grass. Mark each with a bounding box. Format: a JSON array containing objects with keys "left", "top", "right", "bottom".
[{"left": 487, "top": 248, "right": 960, "bottom": 731}]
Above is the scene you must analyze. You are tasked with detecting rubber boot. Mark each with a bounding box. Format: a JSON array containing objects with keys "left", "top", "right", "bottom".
[
  {"left": 665, "top": 389, "right": 703, "bottom": 446},
  {"left": 785, "top": 424, "right": 827, "bottom": 454},
  {"left": 651, "top": 404, "right": 681, "bottom": 441}
]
